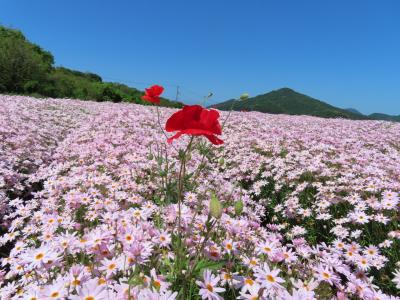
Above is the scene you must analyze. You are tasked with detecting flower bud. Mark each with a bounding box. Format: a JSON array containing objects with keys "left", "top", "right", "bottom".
[
  {"left": 240, "top": 93, "right": 249, "bottom": 101},
  {"left": 234, "top": 200, "right": 244, "bottom": 216},
  {"left": 210, "top": 193, "right": 222, "bottom": 219}
]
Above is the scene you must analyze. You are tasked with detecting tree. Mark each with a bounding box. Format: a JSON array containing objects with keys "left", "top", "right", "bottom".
[{"left": 0, "top": 26, "right": 53, "bottom": 93}]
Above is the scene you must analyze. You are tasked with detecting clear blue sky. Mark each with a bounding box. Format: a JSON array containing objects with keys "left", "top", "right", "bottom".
[{"left": 1, "top": 0, "right": 399, "bottom": 114}]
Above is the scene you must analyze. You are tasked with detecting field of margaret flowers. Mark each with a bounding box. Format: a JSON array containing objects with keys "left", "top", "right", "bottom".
[{"left": 1, "top": 88, "right": 400, "bottom": 299}]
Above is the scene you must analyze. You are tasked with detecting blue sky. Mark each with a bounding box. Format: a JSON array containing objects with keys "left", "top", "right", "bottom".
[{"left": 1, "top": 0, "right": 399, "bottom": 114}]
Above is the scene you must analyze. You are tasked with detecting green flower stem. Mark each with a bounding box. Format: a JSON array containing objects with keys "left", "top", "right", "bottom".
[
  {"left": 155, "top": 105, "right": 178, "bottom": 153},
  {"left": 221, "top": 99, "right": 237, "bottom": 130},
  {"left": 185, "top": 218, "right": 217, "bottom": 281},
  {"left": 175, "top": 136, "right": 195, "bottom": 289}
]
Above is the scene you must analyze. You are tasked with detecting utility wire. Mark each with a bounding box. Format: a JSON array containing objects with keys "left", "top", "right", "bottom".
[{"left": 100, "top": 74, "right": 228, "bottom": 106}]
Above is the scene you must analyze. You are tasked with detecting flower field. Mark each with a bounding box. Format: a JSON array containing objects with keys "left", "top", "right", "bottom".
[{"left": 1, "top": 94, "right": 400, "bottom": 299}]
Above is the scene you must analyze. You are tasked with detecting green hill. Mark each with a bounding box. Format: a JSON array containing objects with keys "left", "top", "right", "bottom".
[
  {"left": 369, "top": 113, "right": 400, "bottom": 122},
  {"left": 0, "top": 25, "right": 182, "bottom": 108},
  {"left": 345, "top": 108, "right": 363, "bottom": 115},
  {"left": 346, "top": 109, "right": 400, "bottom": 122},
  {"left": 211, "top": 88, "right": 368, "bottom": 120}
]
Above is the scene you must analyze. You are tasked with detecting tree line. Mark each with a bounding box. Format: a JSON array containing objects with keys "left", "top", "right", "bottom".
[{"left": 0, "top": 26, "right": 181, "bottom": 107}]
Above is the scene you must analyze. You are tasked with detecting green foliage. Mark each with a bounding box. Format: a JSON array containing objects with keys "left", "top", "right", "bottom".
[
  {"left": 0, "top": 25, "right": 183, "bottom": 108},
  {"left": 0, "top": 26, "right": 52, "bottom": 93}
]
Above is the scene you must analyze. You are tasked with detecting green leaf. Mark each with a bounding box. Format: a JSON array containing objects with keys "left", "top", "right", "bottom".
[{"left": 194, "top": 259, "right": 225, "bottom": 275}]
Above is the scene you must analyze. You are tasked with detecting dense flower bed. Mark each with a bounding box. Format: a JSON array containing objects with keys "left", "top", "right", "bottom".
[
  {"left": 0, "top": 94, "right": 399, "bottom": 299},
  {"left": 0, "top": 96, "right": 97, "bottom": 226}
]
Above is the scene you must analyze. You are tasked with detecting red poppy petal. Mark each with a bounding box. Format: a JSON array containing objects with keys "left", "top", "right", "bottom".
[
  {"left": 148, "top": 85, "right": 164, "bottom": 97},
  {"left": 165, "top": 110, "right": 185, "bottom": 132},
  {"left": 167, "top": 132, "right": 183, "bottom": 143},
  {"left": 165, "top": 105, "right": 223, "bottom": 145},
  {"left": 142, "top": 95, "right": 160, "bottom": 104},
  {"left": 205, "top": 135, "right": 224, "bottom": 145},
  {"left": 178, "top": 128, "right": 215, "bottom": 136}
]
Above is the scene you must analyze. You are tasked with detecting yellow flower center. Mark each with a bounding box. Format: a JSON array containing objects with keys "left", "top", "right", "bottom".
[
  {"left": 266, "top": 274, "right": 275, "bottom": 282},
  {"left": 210, "top": 252, "right": 218, "bottom": 257},
  {"left": 35, "top": 253, "right": 44, "bottom": 260},
  {"left": 206, "top": 284, "right": 213, "bottom": 292},
  {"left": 72, "top": 279, "right": 81, "bottom": 286},
  {"left": 128, "top": 257, "right": 135, "bottom": 264}
]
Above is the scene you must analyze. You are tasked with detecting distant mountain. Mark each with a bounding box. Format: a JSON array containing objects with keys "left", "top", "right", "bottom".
[
  {"left": 211, "top": 88, "right": 368, "bottom": 120},
  {"left": 345, "top": 108, "right": 363, "bottom": 115},
  {"left": 369, "top": 113, "right": 400, "bottom": 122},
  {"left": 345, "top": 109, "right": 400, "bottom": 122}
]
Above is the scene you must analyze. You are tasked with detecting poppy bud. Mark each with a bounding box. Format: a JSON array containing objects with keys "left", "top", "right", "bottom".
[
  {"left": 147, "top": 153, "right": 154, "bottom": 160},
  {"left": 219, "top": 157, "right": 225, "bottom": 166},
  {"left": 210, "top": 193, "right": 222, "bottom": 219},
  {"left": 234, "top": 200, "right": 244, "bottom": 216},
  {"left": 240, "top": 93, "right": 249, "bottom": 101}
]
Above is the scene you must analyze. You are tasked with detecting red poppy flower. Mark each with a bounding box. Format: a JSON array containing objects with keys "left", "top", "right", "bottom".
[
  {"left": 142, "top": 85, "right": 164, "bottom": 104},
  {"left": 165, "top": 105, "right": 223, "bottom": 145}
]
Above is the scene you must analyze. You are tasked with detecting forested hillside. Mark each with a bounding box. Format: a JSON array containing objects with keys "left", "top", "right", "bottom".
[{"left": 0, "top": 26, "right": 182, "bottom": 107}]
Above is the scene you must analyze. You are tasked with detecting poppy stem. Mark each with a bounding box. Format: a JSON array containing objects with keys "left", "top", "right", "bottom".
[
  {"left": 155, "top": 106, "right": 178, "bottom": 153},
  {"left": 221, "top": 99, "right": 237, "bottom": 130},
  {"left": 176, "top": 136, "right": 194, "bottom": 288},
  {"left": 177, "top": 137, "right": 194, "bottom": 230}
]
